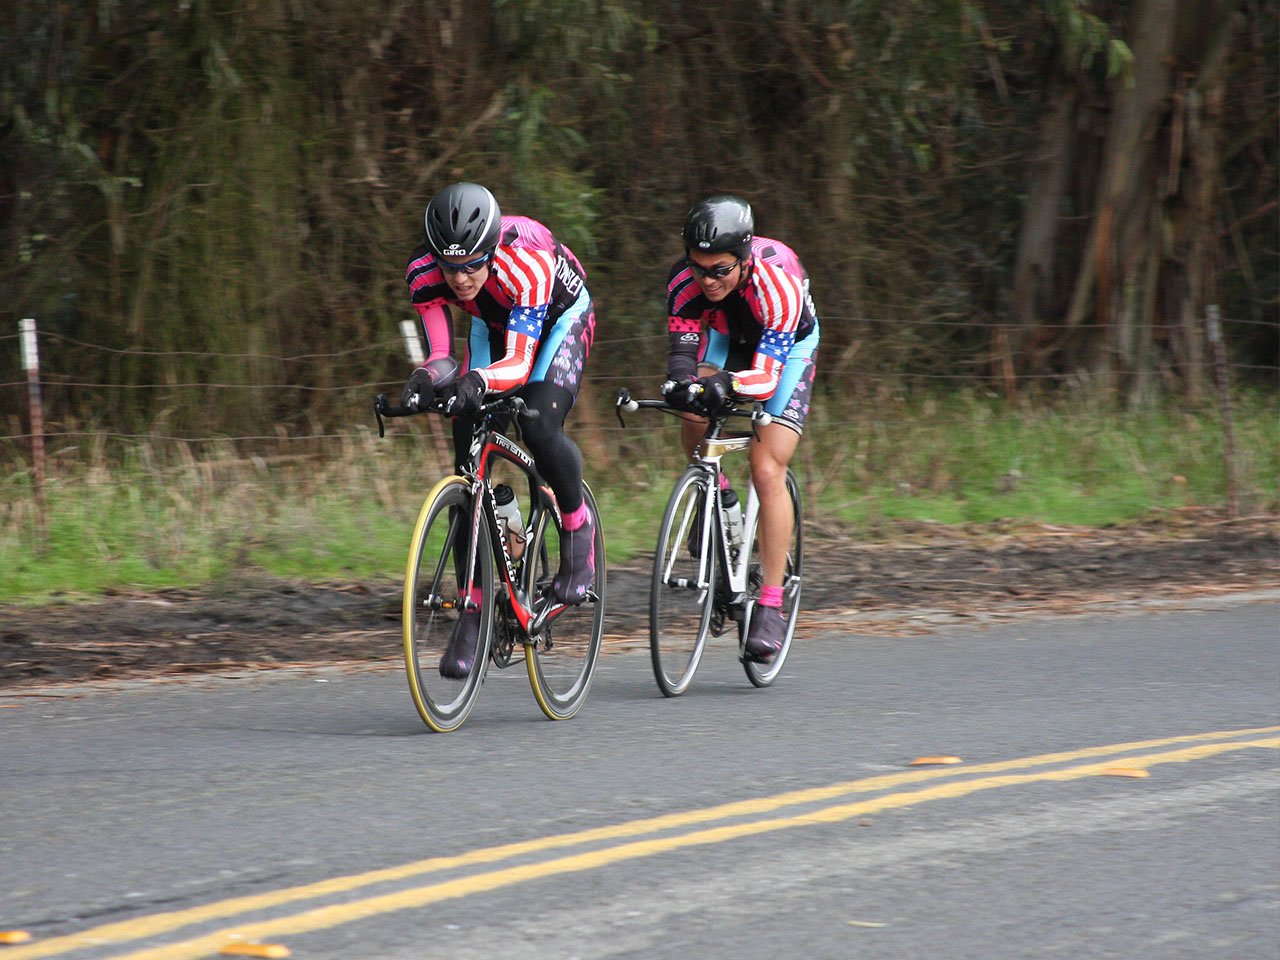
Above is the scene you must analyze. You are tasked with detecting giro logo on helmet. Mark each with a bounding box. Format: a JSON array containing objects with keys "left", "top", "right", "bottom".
[{"left": 423, "top": 182, "right": 503, "bottom": 259}]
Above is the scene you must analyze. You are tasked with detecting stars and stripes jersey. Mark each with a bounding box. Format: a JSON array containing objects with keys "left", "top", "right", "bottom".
[
  {"left": 405, "top": 216, "right": 589, "bottom": 393},
  {"left": 665, "top": 235, "right": 818, "bottom": 400}
]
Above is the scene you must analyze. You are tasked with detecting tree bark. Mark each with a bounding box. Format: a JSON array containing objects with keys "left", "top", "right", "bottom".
[
  {"left": 1054, "top": 0, "right": 1177, "bottom": 395},
  {"left": 1009, "top": 67, "right": 1078, "bottom": 370},
  {"left": 1169, "top": 5, "right": 1237, "bottom": 398}
]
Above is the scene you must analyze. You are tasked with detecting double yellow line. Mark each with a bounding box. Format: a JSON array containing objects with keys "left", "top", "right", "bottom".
[{"left": 10, "top": 725, "right": 1278, "bottom": 960}]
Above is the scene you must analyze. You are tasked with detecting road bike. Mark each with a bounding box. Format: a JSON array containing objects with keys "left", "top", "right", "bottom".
[
  {"left": 615, "top": 386, "right": 803, "bottom": 696},
  {"left": 375, "top": 389, "right": 606, "bottom": 731}
]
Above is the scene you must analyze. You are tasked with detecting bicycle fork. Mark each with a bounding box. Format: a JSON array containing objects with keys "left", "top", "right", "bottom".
[{"left": 663, "top": 461, "right": 760, "bottom": 609}]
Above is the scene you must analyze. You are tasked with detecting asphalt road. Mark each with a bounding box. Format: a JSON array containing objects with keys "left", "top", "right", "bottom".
[{"left": 1, "top": 595, "right": 1277, "bottom": 960}]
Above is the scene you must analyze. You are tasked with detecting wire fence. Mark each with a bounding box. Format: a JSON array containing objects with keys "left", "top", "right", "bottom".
[
  {"left": 2, "top": 314, "right": 1275, "bottom": 520},
  {"left": 2, "top": 314, "right": 1275, "bottom": 445}
]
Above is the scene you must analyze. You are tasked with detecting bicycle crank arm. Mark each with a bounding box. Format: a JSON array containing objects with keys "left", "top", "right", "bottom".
[
  {"left": 664, "top": 576, "right": 710, "bottom": 590},
  {"left": 527, "top": 590, "right": 601, "bottom": 637}
]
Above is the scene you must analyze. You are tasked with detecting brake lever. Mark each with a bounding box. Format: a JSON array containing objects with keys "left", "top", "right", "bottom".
[
  {"left": 615, "top": 388, "right": 632, "bottom": 427},
  {"left": 749, "top": 401, "right": 772, "bottom": 440},
  {"left": 508, "top": 396, "right": 539, "bottom": 420}
]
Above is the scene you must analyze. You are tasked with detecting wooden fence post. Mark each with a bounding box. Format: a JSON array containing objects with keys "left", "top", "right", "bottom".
[
  {"left": 19, "top": 318, "right": 47, "bottom": 546},
  {"left": 1204, "top": 305, "right": 1240, "bottom": 519}
]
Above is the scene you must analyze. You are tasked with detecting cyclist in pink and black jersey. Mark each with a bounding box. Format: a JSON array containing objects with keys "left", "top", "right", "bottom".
[
  {"left": 400, "top": 182, "right": 597, "bottom": 678},
  {"left": 662, "top": 195, "right": 820, "bottom": 662}
]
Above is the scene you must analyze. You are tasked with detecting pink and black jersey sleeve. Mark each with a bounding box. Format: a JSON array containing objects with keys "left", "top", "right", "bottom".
[
  {"left": 665, "top": 259, "right": 707, "bottom": 383},
  {"left": 405, "top": 249, "right": 456, "bottom": 364}
]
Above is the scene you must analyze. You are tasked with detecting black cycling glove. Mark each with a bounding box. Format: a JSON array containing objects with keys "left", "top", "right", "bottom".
[
  {"left": 696, "top": 370, "right": 739, "bottom": 414},
  {"left": 661, "top": 377, "right": 699, "bottom": 409},
  {"left": 447, "top": 371, "right": 486, "bottom": 419},
  {"left": 400, "top": 367, "right": 435, "bottom": 412}
]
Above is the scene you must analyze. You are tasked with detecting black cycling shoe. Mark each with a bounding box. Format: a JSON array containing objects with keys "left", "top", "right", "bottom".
[
  {"left": 743, "top": 604, "right": 785, "bottom": 662},
  {"left": 551, "top": 515, "right": 595, "bottom": 605},
  {"left": 439, "top": 611, "right": 481, "bottom": 679}
]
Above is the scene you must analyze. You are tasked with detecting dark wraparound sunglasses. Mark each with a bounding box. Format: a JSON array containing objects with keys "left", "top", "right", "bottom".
[
  {"left": 689, "top": 257, "right": 742, "bottom": 280},
  {"left": 438, "top": 252, "right": 493, "bottom": 275}
]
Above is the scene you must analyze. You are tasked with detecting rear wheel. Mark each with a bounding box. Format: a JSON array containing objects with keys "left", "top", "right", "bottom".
[
  {"left": 403, "top": 477, "right": 494, "bottom": 732},
  {"left": 524, "top": 483, "right": 606, "bottom": 720},
  {"left": 742, "top": 469, "right": 803, "bottom": 688},
  {"left": 650, "top": 466, "right": 717, "bottom": 697}
]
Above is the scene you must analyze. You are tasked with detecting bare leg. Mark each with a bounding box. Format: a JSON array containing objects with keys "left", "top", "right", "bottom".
[
  {"left": 678, "top": 361, "right": 799, "bottom": 585},
  {"left": 680, "top": 411, "right": 706, "bottom": 461},
  {"left": 678, "top": 361, "right": 718, "bottom": 461},
  {"left": 749, "top": 421, "right": 800, "bottom": 588}
]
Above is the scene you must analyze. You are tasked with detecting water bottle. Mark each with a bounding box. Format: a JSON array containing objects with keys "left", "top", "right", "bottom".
[
  {"left": 493, "top": 484, "right": 526, "bottom": 561},
  {"left": 721, "top": 486, "right": 744, "bottom": 552}
]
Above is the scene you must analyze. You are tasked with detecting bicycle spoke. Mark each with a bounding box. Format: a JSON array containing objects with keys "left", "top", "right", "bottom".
[
  {"left": 742, "top": 469, "right": 803, "bottom": 688},
  {"left": 650, "top": 467, "right": 717, "bottom": 697},
  {"left": 403, "top": 479, "right": 494, "bottom": 732},
  {"left": 524, "top": 484, "right": 605, "bottom": 720}
]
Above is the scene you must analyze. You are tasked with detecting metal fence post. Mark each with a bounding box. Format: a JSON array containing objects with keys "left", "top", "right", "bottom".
[
  {"left": 19, "top": 318, "right": 47, "bottom": 545},
  {"left": 1204, "top": 305, "right": 1240, "bottom": 519}
]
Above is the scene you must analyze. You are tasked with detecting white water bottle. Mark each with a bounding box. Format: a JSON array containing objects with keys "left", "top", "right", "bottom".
[
  {"left": 721, "top": 487, "right": 744, "bottom": 552},
  {"left": 493, "top": 484, "right": 526, "bottom": 561}
]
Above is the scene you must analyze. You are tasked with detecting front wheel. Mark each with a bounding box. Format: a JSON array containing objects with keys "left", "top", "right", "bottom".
[
  {"left": 403, "top": 477, "right": 494, "bottom": 732},
  {"left": 742, "top": 469, "right": 803, "bottom": 688},
  {"left": 650, "top": 466, "right": 718, "bottom": 697},
  {"left": 523, "top": 483, "right": 606, "bottom": 720}
]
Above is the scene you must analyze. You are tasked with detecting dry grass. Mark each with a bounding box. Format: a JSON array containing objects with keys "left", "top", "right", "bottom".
[{"left": 1, "top": 389, "right": 1276, "bottom": 602}]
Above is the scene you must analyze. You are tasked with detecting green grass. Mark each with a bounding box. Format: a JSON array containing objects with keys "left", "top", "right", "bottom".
[
  {"left": 1, "top": 389, "right": 1275, "bottom": 603},
  {"left": 799, "top": 389, "right": 1280, "bottom": 530}
]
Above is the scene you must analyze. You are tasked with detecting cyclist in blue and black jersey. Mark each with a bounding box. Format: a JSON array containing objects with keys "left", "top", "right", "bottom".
[
  {"left": 662, "top": 195, "right": 820, "bottom": 662},
  {"left": 400, "top": 182, "right": 597, "bottom": 678}
]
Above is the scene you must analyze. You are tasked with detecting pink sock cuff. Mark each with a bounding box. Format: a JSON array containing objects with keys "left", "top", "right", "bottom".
[
  {"left": 718, "top": 472, "right": 730, "bottom": 491},
  {"left": 562, "top": 502, "right": 591, "bottom": 531},
  {"left": 467, "top": 586, "right": 483, "bottom": 606},
  {"left": 759, "top": 585, "right": 784, "bottom": 608}
]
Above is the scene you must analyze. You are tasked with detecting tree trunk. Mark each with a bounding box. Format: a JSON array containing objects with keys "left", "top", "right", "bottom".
[
  {"left": 1061, "top": 0, "right": 1178, "bottom": 393},
  {"left": 1042, "top": 0, "right": 1241, "bottom": 403},
  {"left": 1009, "top": 67, "right": 1078, "bottom": 375},
  {"left": 1168, "top": 6, "right": 1238, "bottom": 399}
]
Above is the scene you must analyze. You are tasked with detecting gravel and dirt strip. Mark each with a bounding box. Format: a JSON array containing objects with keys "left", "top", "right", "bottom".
[{"left": 2, "top": 511, "right": 1275, "bottom": 688}]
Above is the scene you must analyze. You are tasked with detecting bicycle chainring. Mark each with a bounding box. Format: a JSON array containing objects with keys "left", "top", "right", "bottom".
[{"left": 490, "top": 603, "right": 518, "bottom": 667}]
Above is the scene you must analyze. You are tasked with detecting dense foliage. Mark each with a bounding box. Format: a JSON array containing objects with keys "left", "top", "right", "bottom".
[{"left": 1, "top": 0, "right": 1275, "bottom": 435}]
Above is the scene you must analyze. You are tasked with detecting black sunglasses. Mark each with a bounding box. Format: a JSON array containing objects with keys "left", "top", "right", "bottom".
[
  {"left": 438, "top": 252, "right": 492, "bottom": 275},
  {"left": 689, "top": 257, "right": 742, "bottom": 280}
]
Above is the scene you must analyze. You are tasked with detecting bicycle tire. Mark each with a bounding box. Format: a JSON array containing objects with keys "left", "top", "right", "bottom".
[
  {"left": 650, "top": 466, "right": 718, "bottom": 697},
  {"left": 742, "top": 468, "right": 803, "bottom": 687},
  {"left": 402, "top": 477, "right": 495, "bottom": 732},
  {"left": 523, "top": 483, "right": 606, "bottom": 720}
]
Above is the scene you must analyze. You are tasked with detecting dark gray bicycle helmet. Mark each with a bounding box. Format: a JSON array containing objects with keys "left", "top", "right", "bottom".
[
  {"left": 682, "top": 195, "right": 754, "bottom": 260},
  {"left": 423, "top": 182, "right": 503, "bottom": 258}
]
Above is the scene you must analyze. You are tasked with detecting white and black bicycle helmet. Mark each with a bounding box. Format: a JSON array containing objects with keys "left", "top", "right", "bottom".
[
  {"left": 423, "top": 182, "right": 503, "bottom": 258},
  {"left": 682, "top": 195, "right": 754, "bottom": 260}
]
